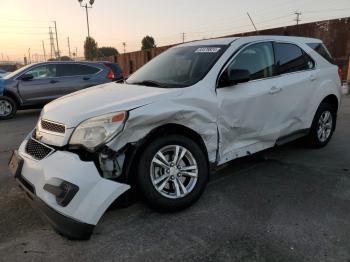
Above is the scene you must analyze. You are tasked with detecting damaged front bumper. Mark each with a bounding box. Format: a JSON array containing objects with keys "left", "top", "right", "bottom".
[{"left": 10, "top": 135, "right": 130, "bottom": 240}]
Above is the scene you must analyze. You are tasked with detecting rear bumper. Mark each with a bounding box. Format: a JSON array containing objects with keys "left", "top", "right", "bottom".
[{"left": 17, "top": 176, "right": 94, "bottom": 240}]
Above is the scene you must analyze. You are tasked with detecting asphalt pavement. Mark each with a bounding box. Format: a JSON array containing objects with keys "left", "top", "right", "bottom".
[{"left": 0, "top": 96, "right": 350, "bottom": 262}]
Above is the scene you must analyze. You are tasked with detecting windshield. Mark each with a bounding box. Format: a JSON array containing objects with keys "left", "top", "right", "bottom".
[
  {"left": 3, "top": 64, "right": 33, "bottom": 79},
  {"left": 126, "top": 45, "right": 227, "bottom": 88}
]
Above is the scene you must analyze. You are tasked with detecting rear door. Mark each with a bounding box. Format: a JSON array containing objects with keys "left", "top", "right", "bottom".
[
  {"left": 56, "top": 63, "right": 105, "bottom": 96},
  {"left": 269, "top": 42, "right": 317, "bottom": 137},
  {"left": 17, "top": 64, "right": 61, "bottom": 105}
]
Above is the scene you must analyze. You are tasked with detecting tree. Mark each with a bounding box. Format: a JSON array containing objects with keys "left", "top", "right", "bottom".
[
  {"left": 59, "top": 56, "right": 73, "bottom": 61},
  {"left": 84, "top": 36, "right": 98, "bottom": 60},
  {"left": 98, "top": 47, "right": 119, "bottom": 57},
  {"left": 47, "top": 56, "right": 72, "bottom": 61},
  {"left": 141, "top": 35, "right": 156, "bottom": 50}
]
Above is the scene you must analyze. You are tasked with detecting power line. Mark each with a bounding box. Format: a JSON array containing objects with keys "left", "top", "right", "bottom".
[{"left": 303, "top": 7, "right": 350, "bottom": 14}]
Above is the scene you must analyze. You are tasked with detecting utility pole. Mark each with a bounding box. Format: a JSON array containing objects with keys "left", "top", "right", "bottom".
[
  {"left": 67, "top": 37, "right": 71, "bottom": 58},
  {"left": 294, "top": 11, "right": 302, "bottom": 35},
  {"left": 28, "top": 48, "right": 31, "bottom": 64},
  {"left": 75, "top": 47, "right": 78, "bottom": 59},
  {"left": 123, "top": 42, "right": 126, "bottom": 54},
  {"left": 247, "top": 12, "right": 259, "bottom": 33},
  {"left": 294, "top": 11, "right": 302, "bottom": 26},
  {"left": 54, "top": 21, "right": 60, "bottom": 59},
  {"left": 181, "top": 32, "right": 185, "bottom": 43},
  {"left": 78, "top": 0, "right": 95, "bottom": 38},
  {"left": 42, "top": 40, "right": 47, "bottom": 61},
  {"left": 49, "top": 27, "right": 56, "bottom": 59},
  {"left": 85, "top": 4, "right": 90, "bottom": 37}
]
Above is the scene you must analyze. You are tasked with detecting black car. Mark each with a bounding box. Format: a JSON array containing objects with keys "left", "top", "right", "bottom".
[{"left": 0, "top": 61, "right": 124, "bottom": 119}]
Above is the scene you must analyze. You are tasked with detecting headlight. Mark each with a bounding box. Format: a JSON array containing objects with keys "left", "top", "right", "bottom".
[{"left": 69, "top": 111, "right": 127, "bottom": 150}]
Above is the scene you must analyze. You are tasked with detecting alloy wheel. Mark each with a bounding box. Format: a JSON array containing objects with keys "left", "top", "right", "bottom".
[
  {"left": 317, "top": 110, "right": 333, "bottom": 142},
  {"left": 150, "top": 145, "right": 198, "bottom": 199},
  {"left": 0, "top": 99, "right": 12, "bottom": 117}
]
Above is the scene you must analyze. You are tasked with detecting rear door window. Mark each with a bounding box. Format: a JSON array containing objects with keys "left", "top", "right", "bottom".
[
  {"left": 307, "top": 43, "right": 334, "bottom": 64},
  {"left": 57, "top": 64, "right": 100, "bottom": 77},
  {"left": 274, "top": 43, "right": 315, "bottom": 75}
]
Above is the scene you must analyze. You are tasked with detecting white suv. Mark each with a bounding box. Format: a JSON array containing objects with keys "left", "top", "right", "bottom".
[{"left": 9, "top": 36, "right": 342, "bottom": 239}]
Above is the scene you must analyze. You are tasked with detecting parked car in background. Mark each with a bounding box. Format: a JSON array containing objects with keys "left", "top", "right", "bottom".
[
  {"left": 98, "top": 62, "right": 126, "bottom": 81},
  {"left": 9, "top": 36, "right": 341, "bottom": 239},
  {"left": 0, "top": 61, "right": 119, "bottom": 119},
  {"left": 0, "top": 69, "right": 7, "bottom": 78}
]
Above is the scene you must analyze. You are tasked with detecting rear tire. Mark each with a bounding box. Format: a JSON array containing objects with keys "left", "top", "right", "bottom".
[
  {"left": 137, "top": 135, "right": 208, "bottom": 212},
  {"left": 0, "top": 96, "right": 17, "bottom": 120},
  {"left": 306, "top": 102, "right": 336, "bottom": 148}
]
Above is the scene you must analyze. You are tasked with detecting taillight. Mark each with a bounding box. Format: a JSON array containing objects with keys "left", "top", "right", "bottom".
[
  {"left": 107, "top": 69, "right": 115, "bottom": 80},
  {"left": 122, "top": 71, "right": 128, "bottom": 79},
  {"left": 338, "top": 67, "right": 342, "bottom": 81}
]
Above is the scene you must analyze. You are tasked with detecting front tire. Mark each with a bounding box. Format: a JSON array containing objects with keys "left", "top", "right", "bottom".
[
  {"left": 137, "top": 135, "right": 208, "bottom": 212},
  {"left": 0, "top": 96, "right": 17, "bottom": 120},
  {"left": 307, "top": 102, "right": 336, "bottom": 148}
]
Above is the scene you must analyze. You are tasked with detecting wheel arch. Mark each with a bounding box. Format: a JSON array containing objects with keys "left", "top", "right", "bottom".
[
  {"left": 320, "top": 94, "right": 339, "bottom": 112},
  {"left": 121, "top": 123, "right": 210, "bottom": 186},
  {"left": 3, "top": 89, "right": 21, "bottom": 107},
  {"left": 309, "top": 94, "right": 339, "bottom": 132}
]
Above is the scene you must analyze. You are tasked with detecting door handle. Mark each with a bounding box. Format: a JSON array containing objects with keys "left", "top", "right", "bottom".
[
  {"left": 50, "top": 80, "right": 58, "bottom": 84},
  {"left": 309, "top": 74, "right": 317, "bottom": 81},
  {"left": 269, "top": 86, "right": 282, "bottom": 94},
  {"left": 83, "top": 77, "right": 90, "bottom": 80}
]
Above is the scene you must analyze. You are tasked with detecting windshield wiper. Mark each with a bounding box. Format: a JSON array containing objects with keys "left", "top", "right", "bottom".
[{"left": 128, "top": 80, "right": 165, "bottom": 88}]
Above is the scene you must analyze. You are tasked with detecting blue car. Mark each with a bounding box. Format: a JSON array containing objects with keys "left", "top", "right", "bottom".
[
  {"left": 0, "top": 61, "right": 124, "bottom": 119},
  {"left": 0, "top": 69, "right": 7, "bottom": 78}
]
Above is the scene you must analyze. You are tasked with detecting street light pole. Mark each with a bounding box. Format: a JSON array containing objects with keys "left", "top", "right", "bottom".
[
  {"left": 85, "top": 4, "right": 90, "bottom": 38},
  {"left": 78, "top": 0, "right": 95, "bottom": 38}
]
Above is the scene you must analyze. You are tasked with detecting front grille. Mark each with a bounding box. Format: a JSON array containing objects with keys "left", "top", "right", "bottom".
[
  {"left": 41, "top": 120, "right": 65, "bottom": 134},
  {"left": 25, "top": 138, "right": 54, "bottom": 160}
]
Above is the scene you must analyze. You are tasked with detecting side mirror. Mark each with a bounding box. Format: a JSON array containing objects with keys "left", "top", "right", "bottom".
[
  {"left": 20, "top": 74, "right": 34, "bottom": 81},
  {"left": 218, "top": 69, "right": 250, "bottom": 88}
]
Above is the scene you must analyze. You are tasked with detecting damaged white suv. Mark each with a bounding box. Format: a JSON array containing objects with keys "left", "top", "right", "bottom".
[{"left": 9, "top": 36, "right": 342, "bottom": 239}]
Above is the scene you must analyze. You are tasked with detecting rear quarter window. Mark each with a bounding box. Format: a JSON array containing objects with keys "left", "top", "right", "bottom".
[
  {"left": 57, "top": 64, "right": 100, "bottom": 77},
  {"left": 307, "top": 43, "right": 334, "bottom": 64},
  {"left": 274, "top": 43, "right": 315, "bottom": 75}
]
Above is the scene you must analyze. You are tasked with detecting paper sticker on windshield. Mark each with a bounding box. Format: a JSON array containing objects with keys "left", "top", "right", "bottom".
[{"left": 195, "top": 47, "right": 221, "bottom": 53}]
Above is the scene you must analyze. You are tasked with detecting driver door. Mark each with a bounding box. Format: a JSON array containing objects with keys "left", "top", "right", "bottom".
[
  {"left": 17, "top": 64, "right": 61, "bottom": 106},
  {"left": 216, "top": 42, "right": 282, "bottom": 164}
]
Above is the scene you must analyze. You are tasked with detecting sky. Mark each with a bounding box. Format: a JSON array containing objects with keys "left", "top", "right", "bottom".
[{"left": 0, "top": 0, "right": 349, "bottom": 62}]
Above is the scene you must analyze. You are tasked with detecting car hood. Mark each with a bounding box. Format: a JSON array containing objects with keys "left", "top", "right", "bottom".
[{"left": 42, "top": 82, "right": 181, "bottom": 128}]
